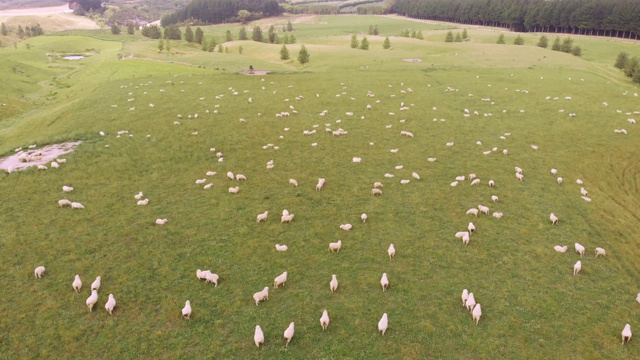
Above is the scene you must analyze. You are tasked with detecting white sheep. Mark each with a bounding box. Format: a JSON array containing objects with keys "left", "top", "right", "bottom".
[
  {"left": 137, "top": 199, "right": 149, "bottom": 206},
  {"left": 478, "top": 205, "right": 489, "bottom": 215},
  {"left": 253, "top": 287, "right": 269, "bottom": 305},
  {"left": 466, "top": 208, "right": 479, "bottom": 217},
  {"left": 472, "top": 304, "right": 482, "bottom": 325},
  {"left": 226, "top": 171, "right": 234, "bottom": 180},
  {"left": 469, "top": 174, "right": 477, "bottom": 180},
  {"left": 206, "top": 171, "right": 217, "bottom": 176},
  {"left": 388, "top": 244, "right": 396, "bottom": 259},
  {"left": 488, "top": 180, "right": 495, "bottom": 187},
  {"left": 503, "top": 149, "right": 508, "bottom": 155},
  {"left": 573, "top": 260, "right": 582, "bottom": 275},
  {"left": 340, "top": 224, "right": 353, "bottom": 231},
  {"left": 205, "top": 272, "right": 219, "bottom": 287},
  {"left": 155, "top": 218, "right": 168, "bottom": 225},
  {"left": 316, "top": 178, "right": 326, "bottom": 191},
  {"left": 182, "top": 300, "right": 192, "bottom": 319},
  {"left": 281, "top": 214, "right": 295, "bottom": 223},
  {"left": 380, "top": 273, "right": 389, "bottom": 292},
  {"left": 58, "top": 199, "right": 72, "bottom": 207},
  {"left": 622, "top": 324, "right": 632, "bottom": 345},
  {"left": 62, "top": 186, "right": 74, "bottom": 193},
  {"left": 455, "top": 175, "right": 466, "bottom": 181},
  {"left": 37, "top": 165, "right": 47, "bottom": 170},
  {"left": 254, "top": 325, "right": 264, "bottom": 347},
  {"left": 105, "top": 294, "right": 116, "bottom": 315},
  {"left": 384, "top": 173, "right": 395, "bottom": 178},
  {"left": 576, "top": 179, "right": 583, "bottom": 185},
  {"left": 461, "top": 289, "right": 469, "bottom": 306},
  {"left": 86, "top": 290, "right": 99, "bottom": 312},
  {"left": 329, "top": 240, "right": 342, "bottom": 252},
  {"left": 284, "top": 322, "right": 295, "bottom": 347},
  {"left": 516, "top": 173, "right": 524, "bottom": 182},
  {"left": 275, "top": 244, "right": 288, "bottom": 252},
  {"left": 575, "top": 243, "right": 585, "bottom": 257},
  {"left": 71, "top": 202, "right": 85, "bottom": 209},
  {"left": 491, "top": 195, "right": 499, "bottom": 203},
  {"left": 411, "top": 172, "right": 420, "bottom": 180},
  {"left": 595, "top": 247, "right": 606, "bottom": 257},
  {"left": 400, "top": 179, "right": 411, "bottom": 185},
  {"left": 371, "top": 188, "right": 383, "bottom": 196},
  {"left": 455, "top": 231, "right": 470, "bottom": 239},
  {"left": 91, "top": 276, "right": 101, "bottom": 291},
  {"left": 470, "top": 179, "right": 481, "bottom": 186},
  {"left": 257, "top": 211, "right": 269, "bottom": 223},
  {"left": 492, "top": 212, "right": 503, "bottom": 219},
  {"left": 228, "top": 186, "right": 240, "bottom": 194},
  {"left": 274, "top": 271, "right": 288, "bottom": 288},
  {"left": 320, "top": 310, "right": 330, "bottom": 330},
  {"left": 330, "top": 274, "right": 339, "bottom": 293},
  {"left": 378, "top": 313, "right": 388, "bottom": 335},
  {"left": 373, "top": 182, "right": 383, "bottom": 188},
  {"left": 557, "top": 177, "right": 563, "bottom": 185},
  {"left": 468, "top": 222, "right": 476, "bottom": 233},
  {"left": 581, "top": 196, "right": 592, "bottom": 202},
  {"left": 352, "top": 157, "right": 362, "bottom": 164},
  {"left": 462, "top": 232, "right": 470, "bottom": 245},
  {"left": 361, "top": 213, "right": 368, "bottom": 223},
  {"left": 554, "top": 245, "right": 568, "bottom": 253},
  {"left": 550, "top": 213, "right": 558, "bottom": 225},
  {"left": 465, "top": 293, "right": 476, "bottom": 312},
  {"left": 451, "top": 181, "right": 459, "bottom": 187},
  {"left": 235, "top": 174, "right": 247, "bottom": 181},
  {"left": 289, "top": 178, "right": 298, "bottom": 187},
  {"left": 34, "top": 266, "right": 46, "bottom": 278},
  {"left": 72, "top": 274, "right": 82, "bottom": 292},
  {"left": 196, "top": 269, "right": 208, "bottom": 280},
  {"left": 203, "top": 183, "right": 213, "bottom": 190},
  {"left": 551, "top": 168, "right": 558, "bottom": 175},
  {"left": 134, "top": 192, "right": 144, "bottom": 200},
  {"left": 195, "top": 179, "right": 206, "bottom": 184}
]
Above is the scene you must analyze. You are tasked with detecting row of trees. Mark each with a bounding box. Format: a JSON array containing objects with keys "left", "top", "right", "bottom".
[
  {"left": 615, "top": 52, "right": 640, "bottom": 84},
  {"left": 444, "top": 29, "right": 468, "bottom": 42},
  {"left": 400, "top": 29, "right": 424, "bottom": 39},
  {"left": 69, "top": 0, "right": 103, "bottom": 15},
  {"left": 392, "top": 0, "right": 640, "bottom": 38},
  {"left": 1, "top": 23, "right": 44, "bottom": 38},
  {"left": 280, "top": 44, "right": 310, "bottom": 64},
  {"left": 161, "top": 0, "right": 282, "bottom": 26},
  {"left": 493, "top": 34, "right": 583, "bottom": 57}
]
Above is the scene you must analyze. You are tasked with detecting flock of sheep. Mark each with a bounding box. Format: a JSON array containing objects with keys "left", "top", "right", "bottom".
[{"left": 20, "top": 69, "right": 637, "bottom": 352}]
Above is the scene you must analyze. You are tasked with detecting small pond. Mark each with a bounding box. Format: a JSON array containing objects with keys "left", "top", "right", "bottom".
[{"left": 63, "top": 55, "right": 85, "bottom": 60}]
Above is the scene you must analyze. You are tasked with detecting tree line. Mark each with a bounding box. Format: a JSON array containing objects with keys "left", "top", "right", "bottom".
[
  {"left": 160, "top": 0, "right": 282, "bottom": 26},
  {"left": 1, "top": 22, "right": 44, "bottom": 38},
  {"left": 392, "top": 0, "right": 640, "bottom": 39}
]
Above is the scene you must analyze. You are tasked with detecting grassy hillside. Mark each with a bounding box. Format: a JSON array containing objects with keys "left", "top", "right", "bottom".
[{"left": 1, "top": 15, "right": 639, "bottom": 359}]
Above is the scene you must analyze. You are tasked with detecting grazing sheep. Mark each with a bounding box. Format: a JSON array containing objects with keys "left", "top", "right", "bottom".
[
  {"left": 462, "top": 232, "right": 470, "bottom": 245},
  {"left": 226, "top": 171, "right": 234, "bottom": 180},
  {"left": 466, "top": 208, "right": 479, "bottom": 217},
  {"left": 461, "top": 289, "right": 469, "bottom": 306},
  {"left": 289, "top": 178, "right": 298, "bottom": 187},
  {"left": 203, "top": 183, "right": 213, "bottom": 190},
  {"left": 581, "top": 196, "right": 592, "bottom": 202},
  {"left": 236, "top": 174, "right": 247, "bottom": 181},
  {"left": 330, "top": 274, "right": 339, "bottom": 293},
  {"left": 451, "top": 181, "right": 459, "bottom": 187},
  {"left": 554, "top": 245, "right": 568, "bottom": 253},
  {"left": 320, "top": 310, "right": 330, "bottom": 330},
  {"left": 373, "top": 182, "right": 383, "bottom": 188},
  {"left": 455, "top": 231, "right": 470, "bottom": 239},
  {"left": 380, "top": 273, "right": 389, "bottom": 292},
  {"left": 155, "top": 218, "right": 168, "bottom": 225},
  {"left": 71, "top": 202, "right": 85, "bottom": 209},
  {"left": 400, "top": 179, "right": 411, "bottom": 185},
  {"left": 86, "top": 290, "right": 99, "bottom": 312},
  {"left": 229, "top": 186, "right": 240, "bottom": 194},
  {"left": 470, "top": 179, "right": 481, "bottom": 186},
  {"left": 137, "top": 199, "right": 149, "bottom": 206},
  {"left": 284, "top": 322, "right": 295, "bottom": 347},
  {"left": 352, "top": 157, "right": 362, "bottom": 164},
  {"left": 492, "top": 212, "right": 503, "bottom": 219},
  {"left": 316, "top": 178, "right": 326, "bottom": 191},
  {"left": 206, "top": 171, "right": 217, "bottom": 176},
  {"left": 340, "top": 224, "right": 353, "bottom": 231},
  {"left": 491, "top": 195, "right": 499, "bottom": 203},
  {"left": 134, "top": 192, "right": 144, "bottom": 200},
  {"left": 516, "top": 173, "right": 524, "bottom": 182},
  {"left": 384, "top": 173, "right": 395, "bottom": 178},
  {"left": 274, "top": 271, "right": 288, "bottom": 288},
  {"left": 58, "top": 199, "right": 72, "bottom": 207},
  {"left": 622, "top": 324, "right": 632, "bottom": 345},
  {"left": 472, "top": 304, "right": 482, "bottom": 325},
  {"left": 503, "top": 149, "right": 508, "bottom": 155},
  {"left": 257, "top": 211, "right": 269, "bottom": 223},
  {"left": 34, "top": 266, "right": 46, "bottom": 278},
  {"left": 557, "top": 177, "right": 563, "bottom": 185},
  {"left": 575, "top": 243, "right": 586, "bottom": 257},
  {"left": 205, "top": 272, "right": 219, "bottom": 287},
  {"left": 573, "top": 260, "right": 582, "bottom": 275},
  {"left": 253, "top": 287, "right": 269, "bottom": 305},
  {"left": 378, "top": 313, "right": 388, "bottom": 335},
  {"left": 254, "top": 325, "right": 264, "bottom": 347},
  {"left": 72, "top": 274, "right": 82, "bottom": 292},
  {"left": 412, "top": 172, "right": 421, "bottom": 180},
  {"left": 595, "top": 247, "right": 606, "bottom": 257},
  {"left": 388, "top": 244, "right": 396, "bottom": 259},
  {"left": 275, "top": 244, "right": 288, "bottom": 252},
  {"left": 551, "top": 168, "right": 558, "bottom": 175},
  {"left": 455, "top": 175, "right": 466, "bottom": 182},
  {"left": 329, "top": 240, "right": 342, "bottom": 252},
  {"left": 488, "top": 180, "right": 495, "bottom": 187},
  {"left": 465, "top": 293, "right": 476, "bottom": 312},
  {"left": 196, "top": 269, "right": 208, "bottom": 280},
  {"left": 182, "top": 300, "right": 192, "bottom": 319},
  {"left": 468, "top": 222, "right": 476, "bottom": 233},
  {"left": 576, "top": 179, "right": 583, "bottom": 185},
  {"left": 91, "top": 276, "right": 101, "bottom": 291},
  {"left": 371, "top": 188, "right": 383, "bottom": 196},
  {"left": 361, "top": 213, "right": 368, "bottom": 223},
  {"left": 580, "top": 187, "right": 588, "bottom": 196},
  {"left": 281, "top": 214, "right": 295, "bottom": 223},
  {"left": 478, "top": 205, "right": 489, "bottom": 215},
  {"left": 636, "top": 293, "right": 640, "bottom": 304},
  {"left": 105, "top": 294, "right": 116, "bottom": 315},
  {"left": 395, "top": 165, "right": 404, "bottom": 170},
  {"left": 62, "top": 186, "right": 74, "bottom": 192},
  {"left": 195, "top": 179, "right": 206, "bottom": 184},
  {"left": 550, "top": 213, "right": 558, "bottom": 225},
  {"left": 37, "top": 165, "right": 47, "bottom": 170}
]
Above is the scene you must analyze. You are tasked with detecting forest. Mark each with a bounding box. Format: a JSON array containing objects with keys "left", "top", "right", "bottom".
[
  {"left": 160, "top": 0, "right": 282, "bottom": 26},
  {"left": 392, "top": 0, "right": 640, "bottom": 38}
]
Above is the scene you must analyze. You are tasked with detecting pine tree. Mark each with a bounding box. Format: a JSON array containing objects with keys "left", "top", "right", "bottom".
[
  {"left": 239, "top": 45, "right": 243, "bottom": 54},
  {"left": 350, "top": 34, "right": 359, "bottom": 49},
  {"left": 571, "top": 45, "right": 582, "bottom": 57},
  {"left": 111, "top": 23, "right": 121, "bottom": 35},
  {"left": 268, "top": 25, "right": 276, "bottom": 43},
  {"left": 416, "top": 30, "right": 423, "bottom": 40},
  {"left": 239, "top": 27, "right": 248, "bottom": 40},
  {"left": 462, "top": 29, "right": 468, "bottom": 40},
  {"left": 289, "top": 35, "right": 296, "bottom": 44},
  {"left": 497, "top": 34, "right": 505, "bottom": 44},
  {"left": 537, "top": 35, "right": 548, "bottom": 48},
  {"left": 551, "top": 37, "right": 561, "bottom": 51},
  {"left": 283, "top": 34, "right": 289, "bottom": 44},
  {"left": 1, "top": 22, "right": 8, "bottom": 36},
  {"left": 252, "top": 26, "right": 263, "bottom": 42},
  {"left": 158, "top": 39, "right": 164, "bottom": 52},
  {"left": 280, "top": 43, "right": 289, "bottom": 60},
  {"left": 195, "top": 27, "right": 203, "bottom": 44},
  {"left": 286, "top": 20, "right": 293, "bottom": 32},
  {"left": 382, "top": 37, "right": 391, "bottom": 49},
  {"left": 368, "top": 25, "right": 373, "bottom": 35},
  {"left": 454, "top": 33, "right": 462, "bottom": 42},
  {"left": 445, "top": 30, "right": 453, "bottom": 42},
  {"left": 165, "top": 39, "right": 171, "bottom": 52},
  {"left": 226, "top": 30, "right": 232, "bottom": 42},
  {"left": 373, "top": 25, "right": 379, "bottom": 35},
  {"left": 359, "top": 36, "right": 369, "bottom": 50},
  {"left": 217, "top": 44, "right": 223, "bottom": 53},
  {"left": 561, "top": 38, "right": 573, "bottom": 53},
  {"left": 514, "top": 35, "right": 524, "bottom": 45},
  {"left": 127, "top": 23, "right": 135, "bottom": 35},
  {"left": 411, "top": 30, "right": 416, "bottom": 38},
  {"left": 17, "top": 25, "right": 24, "bottom": 38},
  {"left": 201, "top": 36, "right": 209, "bottom": 51},
  {"left": 185, "top": 26, "right": 194, "bottom": 43},
  {"left": 297, "top": 44, "right": 309, "bottom": 64},
  {"left": 615, "top": 52, "right": 629, "bottom": 69}
]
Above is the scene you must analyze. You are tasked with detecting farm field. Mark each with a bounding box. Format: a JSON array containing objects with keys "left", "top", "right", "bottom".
[{"left": 1, "top": 14, "right": 640, "bottom": 359}]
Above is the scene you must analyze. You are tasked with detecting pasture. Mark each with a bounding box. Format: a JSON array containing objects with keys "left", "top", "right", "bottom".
[{"left": 1, "top": 14, "right": 639, "bottom": 359}]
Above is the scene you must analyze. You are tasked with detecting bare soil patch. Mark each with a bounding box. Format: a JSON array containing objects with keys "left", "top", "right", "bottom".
[
  {"left": 0, "top": 141, "right": 81, "bottom": 173},
  {"left": 240, "top": 69, "right": 270, "bottom": 75}
]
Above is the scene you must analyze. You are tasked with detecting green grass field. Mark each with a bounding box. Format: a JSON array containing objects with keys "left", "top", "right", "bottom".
[{"left": 1, "top": 14, "right": 640, "bottom": 359}]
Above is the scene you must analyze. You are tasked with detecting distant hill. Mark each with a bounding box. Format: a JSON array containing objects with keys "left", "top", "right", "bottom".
[{"left": 0, "top": 0, "right": 68, "bottom": 10}]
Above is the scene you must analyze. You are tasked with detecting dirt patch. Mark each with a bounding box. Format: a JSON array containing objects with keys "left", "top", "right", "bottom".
[
  {"left": 0, "top": 4, "right": 69, "bottom": 17},
  {"left": 403, "top": 58, "right": 423, "bottom": 62},
  {"left": 0, "top": 141, "right": 81, "bottom": 173},
  {"left": 240, "top": 69, "right": 270, "bottom": 75}
]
